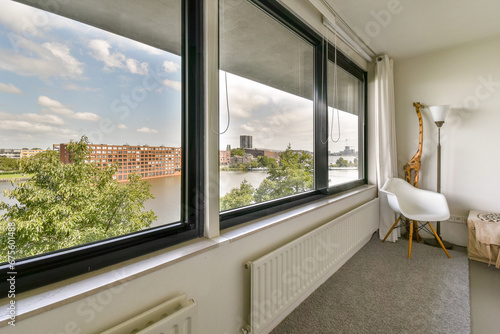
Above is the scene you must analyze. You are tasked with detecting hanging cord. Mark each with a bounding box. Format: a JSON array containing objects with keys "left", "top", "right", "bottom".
[
  {"left": 320, "top": 27, "right": 329, "bottom": 145},
  {"left": 219, "top": 71, "right": 231, "bottom": 134},
  {"left": 330, "top": 31, "right": 341, "bottom": 143},
  {"left": 211, "top": 0, "right": 230, "bottom": 135},
  {"left": 209, "top": 72, "right": 231, "bottom": 135}
]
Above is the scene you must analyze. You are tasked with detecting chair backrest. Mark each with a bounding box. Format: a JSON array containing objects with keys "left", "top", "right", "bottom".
[{"left": 381, "top": 178, "right": 450, "bottom": 221}]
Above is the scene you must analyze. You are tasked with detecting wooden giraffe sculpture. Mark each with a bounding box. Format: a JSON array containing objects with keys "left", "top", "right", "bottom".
[
  {"left": 402, "top": 102, "right": 424, "bottom": 241},
  {"left": 404, "top": 102, "right": 424, "bottom": 187}
]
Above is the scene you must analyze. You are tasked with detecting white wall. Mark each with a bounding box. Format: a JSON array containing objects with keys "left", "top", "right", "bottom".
[{"left": 394, "top": 36, "right": 500, "bottom": 246}]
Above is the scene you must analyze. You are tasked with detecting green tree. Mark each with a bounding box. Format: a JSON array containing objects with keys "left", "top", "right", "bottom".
[
  {"left": 254, "top": 145, "right": 313, "bottom": 203},
  {"left": 0, "top": 136, "right": 156, "bottom": 261},
  {"left": 0, "top": 157, "right": 19, "bottom": 171},
  {"left": 231, "top": 148, "right": 245, "bottom": 157},
  {"left": 335, "top": 157, "right": 349, "bottom": 167},
  {"left": 257, "top": 155, "right": 277, "bottom": 168},
  {"left": 220, "top": 179, "right": 255, "bottom": 211}
]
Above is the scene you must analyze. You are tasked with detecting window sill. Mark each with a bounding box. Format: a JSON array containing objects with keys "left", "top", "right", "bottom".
[{"left": 0, "top": 184, "right": 376, "bottom": 327}]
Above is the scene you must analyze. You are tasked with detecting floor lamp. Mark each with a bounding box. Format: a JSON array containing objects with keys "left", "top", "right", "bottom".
[{"left": 425, "top": 105, "right": 453, "bottom": 249}]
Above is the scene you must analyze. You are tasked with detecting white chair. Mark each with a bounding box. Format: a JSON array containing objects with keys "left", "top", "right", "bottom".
[{"left": 380, "top": 178, "right": 451, "bottom": 259}]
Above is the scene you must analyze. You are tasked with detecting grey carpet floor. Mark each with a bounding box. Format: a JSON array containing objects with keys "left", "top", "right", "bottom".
[{"left": 271, "top": 233, "right": 471, "bottom": 334}]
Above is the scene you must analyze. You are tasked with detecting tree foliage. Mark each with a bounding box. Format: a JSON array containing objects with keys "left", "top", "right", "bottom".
[
  {"left": 220, "top": 145, "right": 313, "bottom": 211},
  {"left": 220, "top": 179, "right": 254, "bottom": 211},
  {"left": 254, "top": 145, "right": 313, "bottom": 203},
  {"left": 257, "top": 155, "right": 277, "bottom": 168},
  {"left": 335, "top": 157, "right": 349, "bottom": 167},
  {"left": 231, "top": 148, "right": 245, "bottom": 157},
  {"left": 330, "top": 157, "right": 358, "bottom": 168},
  {"left": 0, "top": 136, "right": 156, "bottom": 261},
  {"left": 0, "top": 157, "right": 18, "bottom": 171}
]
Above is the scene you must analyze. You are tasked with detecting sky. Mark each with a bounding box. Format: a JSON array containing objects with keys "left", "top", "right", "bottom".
[
  {"left": 0, "top": 0, "right": 358, "bottom": 155},
  {"left": 219, "top": 72, "right": 359, "bottom": 153},
  {"left": 0, "top": 0, "right": 182, "bottom": 149}
]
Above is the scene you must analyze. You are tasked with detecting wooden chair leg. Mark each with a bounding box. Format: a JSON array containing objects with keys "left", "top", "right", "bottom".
[
  {"left": 408, "top": 220, "right": 414, "bottom": 259},
  {"left": 382, "top": 215, "right": 402, "bottom": 243},
  {"left": 427, "top": 222, "right": 451, "bottom": 258}
]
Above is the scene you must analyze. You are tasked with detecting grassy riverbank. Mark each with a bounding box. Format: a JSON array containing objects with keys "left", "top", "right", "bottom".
[{"left": 0, "top": 173, "right": 33, "bottom": 181}]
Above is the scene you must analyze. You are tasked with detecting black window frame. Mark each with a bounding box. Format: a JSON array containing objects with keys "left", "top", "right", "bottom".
[
  {"left": 219, "top": 0, "right": 367, "bottom": 229},
  {"left": 0, "top": 0, "right": 205, "bottom": 294}
]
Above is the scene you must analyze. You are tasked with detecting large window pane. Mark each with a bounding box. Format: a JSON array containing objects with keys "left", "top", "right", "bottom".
[
  {"left": 327, "top": 60, "right": 364, "bottom": 187},
  {"left": 0, "top": 0, "right": 182, "bottom": 261},
  {"left": 219, "top": 0, "right": 314, "bottom": 212}
]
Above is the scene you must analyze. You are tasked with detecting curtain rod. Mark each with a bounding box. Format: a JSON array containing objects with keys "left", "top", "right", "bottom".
[{"left": 323, "top": 18, "right": 373, "bottom": 62}]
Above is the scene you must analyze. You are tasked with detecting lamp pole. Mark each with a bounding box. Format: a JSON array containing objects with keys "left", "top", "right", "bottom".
[
  {"left": 436, "top": 122, "right": 443, "bottom": 237},
  {"left": 425, "top": 106, "right": 453, "bottom": 249}
]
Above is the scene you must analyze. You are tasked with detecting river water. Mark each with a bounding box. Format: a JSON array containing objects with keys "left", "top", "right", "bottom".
[{"left": 0, "top": 166, "right": 358, "bottom": 227}]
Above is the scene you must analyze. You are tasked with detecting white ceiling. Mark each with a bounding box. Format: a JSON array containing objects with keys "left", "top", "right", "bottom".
[{"left": 325, "top": 0, "right": 500, "bottom": 59}]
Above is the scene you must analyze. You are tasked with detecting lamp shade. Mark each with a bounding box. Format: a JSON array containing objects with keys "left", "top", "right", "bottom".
[{"left": 429, "top": 105, "right": 450, "bottom": 123}]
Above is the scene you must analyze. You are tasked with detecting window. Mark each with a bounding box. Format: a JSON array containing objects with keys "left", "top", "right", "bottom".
[
  {"left": 219, "top": 0, "right": 315, "bottom": 212},
  {"left": 0, "top": 0, "right": 203, "bottom": 292},
  {"left": 219, "top": 0, "right": 366, "bottom": 228},
  {"left": 327, "top": 51, "right": 366, "bottom": 189}
]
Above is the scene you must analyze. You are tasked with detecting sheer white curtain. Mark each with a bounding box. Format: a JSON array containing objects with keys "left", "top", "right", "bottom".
[{"left": 375, "top": 55, "right": 399, "bottom": 242}]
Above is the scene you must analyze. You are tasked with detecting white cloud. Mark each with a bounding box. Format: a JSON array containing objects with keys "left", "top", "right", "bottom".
[
  {"left": 126, "top": 58, "right": 149, "bottom": 75},
  {"left": 0, "top": 120, "right": 54, "bottom": 133},
  {"left": 0, "top": 111, "right": 64, "bottom": 126},
  {"left": 220, "top": 72, "right": 270, "bottom": 118},
  {"left": 0, "top": 0, "right": 83, "bottom": 38},
  {"left": 43, "top": 42, "right": 84, "bottom": 75},
  {"left": 88, "top": 39, "right": 125, "bottom": 68},
  {"left": 0, "top": 38, "right": 84, "bottom": 79},
  {"left": 163, "top": 60, "right": 181, "bottom": 73},
  {"left": 0, "top": 82, "right": 22, "bottom": 94},
  {"left": 24, "top": 113, "right": 65, "bottom": 125},
  {"left": 240, "top": 124, "right": 255, "bottom": 132},
  {"left": 88, "top": 39, "right": 149, "bottom": 75},
  {"left": 162, "top": 79, "right": 182, "bottom": 91},
  {"left": 0, "top": 1, "right": 46, "bottom": 38},
  {"left": 0, "top": 111, "right": 69, "bottom": 135},
  {"left": 63, "top": 83, "right": 99, "bottom": 92},
  {"left": 117, "top": 124, "right": 128, "bottom": 129},
  {"left": 37, "top": 96, "right": 101, "bottom": 121},
  {"left": 137, "top": 127, "right": 158, "bottom": 133},
  {"left": 71, "top": 112, "right": 102, "bottom": 122},
  {"left": 37, "top": 96, "right": 74, "bottom": 116}
]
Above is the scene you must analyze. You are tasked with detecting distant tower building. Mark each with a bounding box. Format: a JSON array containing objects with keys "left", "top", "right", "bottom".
[
  {"left": 226, "top": 144, "right": 231, "bottom": 152},
  {"left": 240, "top": 135, "right": 252, "bottom": 149}
]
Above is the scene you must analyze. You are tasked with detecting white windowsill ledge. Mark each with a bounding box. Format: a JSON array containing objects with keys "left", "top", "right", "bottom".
[{"left": 0, "top": 184, "right": 376, "bottom": 327}]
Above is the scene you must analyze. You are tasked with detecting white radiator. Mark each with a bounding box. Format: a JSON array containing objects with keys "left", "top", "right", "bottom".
[
  {"left": 247, "top": 199, "right": 379, "bottom": 334},
  {"left": 102, "top": 294, "right": 198, "bottom": 334}
]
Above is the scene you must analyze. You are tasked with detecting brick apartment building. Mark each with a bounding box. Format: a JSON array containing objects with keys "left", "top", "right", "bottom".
[
  {"left": 58, "top": 143, "right": 181, "bottom": 181},
  {"left": 219, "top": 150, "right": 231, "bottom": 166}
]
